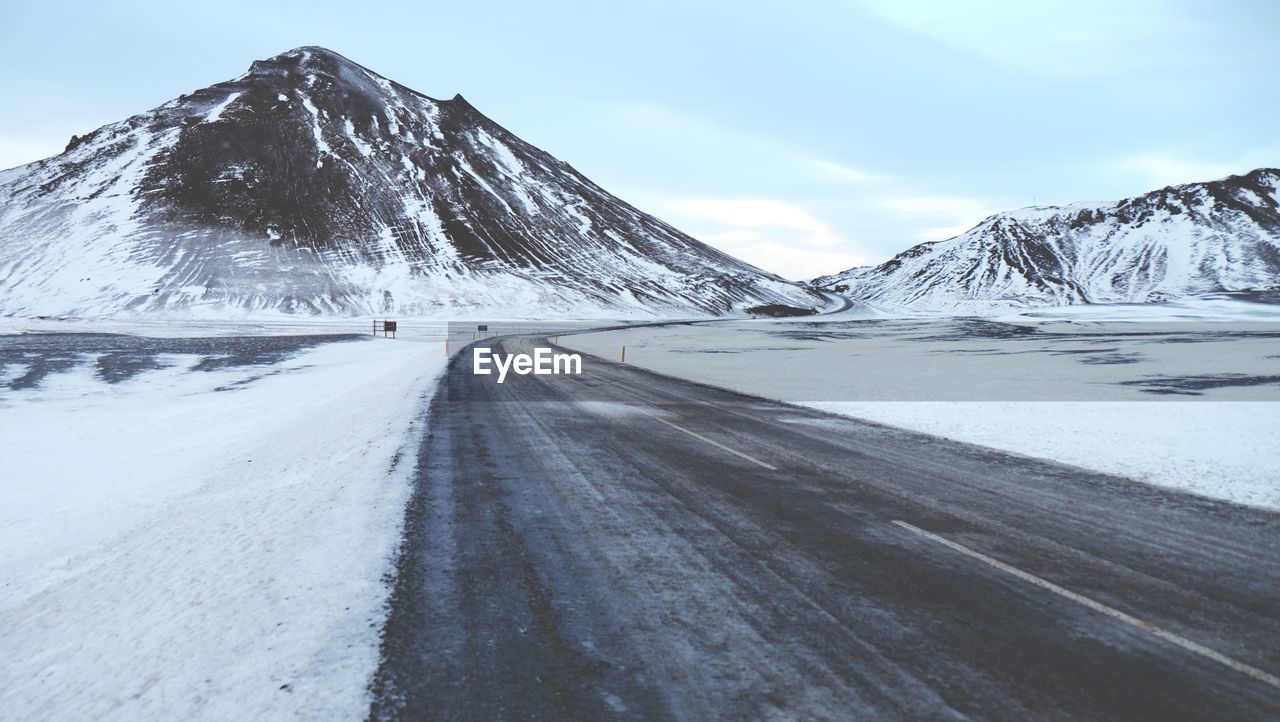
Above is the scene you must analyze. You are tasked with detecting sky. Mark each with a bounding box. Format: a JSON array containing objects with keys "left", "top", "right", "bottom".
[{"left": 1, "top": 1, "right": 1277, "bottom": 280}]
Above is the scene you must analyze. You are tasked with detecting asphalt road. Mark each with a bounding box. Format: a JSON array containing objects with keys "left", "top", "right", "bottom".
[{"left": 369, "top": 334, "right": 1280, "bottom": 721}]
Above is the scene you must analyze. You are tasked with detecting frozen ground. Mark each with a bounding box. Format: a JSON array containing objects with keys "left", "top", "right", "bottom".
[
  {"left": 561, "top": 300, "right": 1280, "bottom": 511},
  {"left": 805, "top": 401, "right": 1280, "bottom": 510},
  {"left": 0, "top": 329, "right": 446, "bottom": 720}
]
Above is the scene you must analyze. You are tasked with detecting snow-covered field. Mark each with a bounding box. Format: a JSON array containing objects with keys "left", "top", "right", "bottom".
[
  {"left": 805, "top": 401, "right": 1280, "bottom": 510},
  {"left": 561, "top": 300, "right": 1280, "bottom": 511},
  {"left": 0, "top": 328, "right": 446, "bottom": 720}
]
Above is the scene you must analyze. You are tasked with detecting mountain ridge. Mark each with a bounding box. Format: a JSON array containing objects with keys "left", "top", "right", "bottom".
[{"left": 814, "top": 168, "right": 1280, "bottom": 311}]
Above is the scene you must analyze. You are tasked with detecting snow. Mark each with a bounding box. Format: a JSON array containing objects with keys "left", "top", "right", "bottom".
[
  {"left": 344, "top": 118, "right": 374, "bottom": 157},
  {"left": 563, "top": 201, "right": 594, "bottom": 236},
  {"left": 473, "top": 130, "right": 538, "bottom": 214},
  {"left": 453, "top": 155, "right": 515, "bottom": 215},
  {"left": 0, "top": 122, "right": 181, "bottom": 316},
  {"left": 0, "top": 333, "right": 447, "bottom": 720},
  {"left": 805, "top": 401, "right": 1280, "bottom": 511},
  {"left": 299, "top": 94, "right": 334, "bottom": 161},
  {"left": 204, "top": 92, "right": 241, "bottom": 123},
  {"left": 382, "top": 107, "right": 400, "bottom": 137},
  {"left": 994, "top": 292, "right": 1280, "bottom": 324}
]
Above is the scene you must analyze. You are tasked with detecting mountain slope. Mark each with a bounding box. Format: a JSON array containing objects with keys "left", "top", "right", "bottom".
[
  {"left": 0, "top": 47, "right": 823, "bottom": 318},
  {"left": 815, "top": 169, "right": 1280, "bottom": 312}
]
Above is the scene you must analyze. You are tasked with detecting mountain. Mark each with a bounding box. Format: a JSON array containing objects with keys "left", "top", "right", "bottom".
[
  {"left": 0, "top": 47, "right": 824, "bottom": 318},
  {"left": 814, "top": 169, "right": 1280, "bottom": 312}
]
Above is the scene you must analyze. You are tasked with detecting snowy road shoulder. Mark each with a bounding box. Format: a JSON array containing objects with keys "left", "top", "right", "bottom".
[
  {"left": 805, "top": 401, "right": 1280, "bottom": 511},
  {"left": 0, "top": 335, "right": 446, "bottom": 720}
]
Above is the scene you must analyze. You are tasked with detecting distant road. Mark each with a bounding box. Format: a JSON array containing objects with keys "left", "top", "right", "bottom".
[
  {"left": 369, "top": 334, "right": 1280, "bottom": 720},
  {"left": 816, "top": 289, "right": 856, "bottom": 314}
]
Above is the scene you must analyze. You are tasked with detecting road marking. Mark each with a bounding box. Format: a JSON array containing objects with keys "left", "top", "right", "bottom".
[
  {"left": 892, "top": 520, "right": 1280, "bottom": 690},
  {"left": 646, "top": 414, "right": 778, "bottom": 470}
]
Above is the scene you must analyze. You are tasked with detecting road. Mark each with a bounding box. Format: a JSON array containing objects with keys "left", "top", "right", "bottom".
[
  {"left": 368, "top": 333, "right": 1280, "bottom": 720},
  {"left": 815, "top": 289, "right": 856, "bottom": 315}
]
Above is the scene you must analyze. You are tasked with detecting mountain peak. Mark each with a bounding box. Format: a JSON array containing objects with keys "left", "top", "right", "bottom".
[
  {"left": 245, "top": 45, "right": 369, "bottom": 80},
  {"left": 236, "top": 46, "right": 450, "bottom": 109},
  {"left": 265, "top": 45, "right": 354, "bottom": 67}
]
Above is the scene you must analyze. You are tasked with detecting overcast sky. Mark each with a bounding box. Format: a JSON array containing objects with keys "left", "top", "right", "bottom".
[{"left": 2, "top": 1, "right": 1277, "bottom": 279}]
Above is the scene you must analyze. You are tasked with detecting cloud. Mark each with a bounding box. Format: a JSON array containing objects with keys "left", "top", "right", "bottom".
[
  {"left": 668, "top": 198, "right": 846, "bottom": 246},
  {"left": 703, "top": 239, "right": 871, "bottom": 280},
  {"left": 665, "top": 198, "right": 871, "bottom": 279},
  {"left": 594, "top": 101, "right": 887, "bottom": 192},
  {"left": 1118, "top": 154, "right": 1242, "bottom": 189},
  {"left": 855, "top": 0, "right": 1192, "bottom": 76},
  {"left": 808, "top": 159, "right": 882, "bottom": 183},
  {"left": 576, "top": 101, "right": 897, "bottom": 271},
  {"left": 877, "top": 195, "right": 999, "bottom": 241}
]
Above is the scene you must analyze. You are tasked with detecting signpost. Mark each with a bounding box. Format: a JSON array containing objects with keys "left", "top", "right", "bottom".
[{"left": 373, "top": 319, "right": 397, "bottom": 338}]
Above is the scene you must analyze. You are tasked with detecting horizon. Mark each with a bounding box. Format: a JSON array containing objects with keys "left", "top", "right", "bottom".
[{"left": 2, "top": 1, "right": 1276, "bottom": 280}]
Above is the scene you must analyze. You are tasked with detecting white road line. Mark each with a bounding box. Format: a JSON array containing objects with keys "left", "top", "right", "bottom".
[
  {"left": 646, "top": 414, "right": 778, "bottom": 470},
  {"left": 892, "top": 520, "right": 1280, "bottom": 690}
]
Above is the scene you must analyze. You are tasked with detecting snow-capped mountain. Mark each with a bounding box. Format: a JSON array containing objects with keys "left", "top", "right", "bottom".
[
  {"left": 0, "top": 47, "right": 824, "bottom": 318},
  {"left": 815, "top": 169, "right": 1280, "bottom": 312}
]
